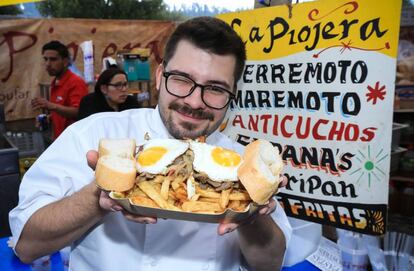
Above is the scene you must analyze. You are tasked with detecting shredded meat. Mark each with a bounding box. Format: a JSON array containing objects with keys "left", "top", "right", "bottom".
[
  {"left": 137, "top": 149, "right": 193, "bottom": 180},
  {"left": 193, "top": 172, "right": 237, "bottom": 191},
  {"left": 135, "top": 148, "right": 241, "bottom": 192}
]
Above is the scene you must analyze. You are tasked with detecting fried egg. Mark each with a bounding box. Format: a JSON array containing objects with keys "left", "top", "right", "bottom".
[
  {"left": 190, "top": 141, "right": 242, "bottom": 182},
  {"left": 136, "top": 139, "right": 189, "bottom": 175}
]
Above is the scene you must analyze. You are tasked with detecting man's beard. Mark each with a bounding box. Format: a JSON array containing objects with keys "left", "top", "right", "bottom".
[
  {"left": 48, "top": 67, "right": 66, "bottom": 78},
  {"left": 162, "top": 102, "right": 221, "bottom": 139}
]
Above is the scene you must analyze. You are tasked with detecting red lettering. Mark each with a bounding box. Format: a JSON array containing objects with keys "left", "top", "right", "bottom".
[
  {"left": 281, "top": 115, "right": 294, "bottom": 138},
  {"left": 272, "top": 114, "right": 279, "bottom": 136},
  {"left": 328, "top": 121, "right": 345, "bottom": 141},
  {"left": 0, "top": 31, "right": 37, "bottom": 82},
  {"left": 360, "top": 127, "right": 377, "bottom": 142},
  {"left": 296, "top": 116, "right": 311, "bottom": 139},
  {"left": 145, "top": 40, "right": 162, "bottom": 64},
  {"left": 232, "top": 114, "right": 245, "bottom": 129},
  {"left": 248, "top": 115, "right": 259, "bottom": 132},
  {"left": 260, "top": 114, "right": 272, "bottom": 134},
  {"left": 344, "top": 124, "right": 359, "bottom": 141},
  {"left": 102, "top": 42, "right": 117, "bottom": 59},
  {"left": 66, "top": 42, "right": 80, "bottom": 61},
  {"left": 312, "top": 119, "right": 329, "bottom": 140}
]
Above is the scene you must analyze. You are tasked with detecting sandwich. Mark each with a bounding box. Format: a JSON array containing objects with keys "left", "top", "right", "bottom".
[{"left": 95, "top": 137, "right": 284, "bottom": 213}]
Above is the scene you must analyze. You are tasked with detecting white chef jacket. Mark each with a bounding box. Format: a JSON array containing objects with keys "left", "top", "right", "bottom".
[{"left": 9, "top": 107, "right": 292, "bottom": 271}]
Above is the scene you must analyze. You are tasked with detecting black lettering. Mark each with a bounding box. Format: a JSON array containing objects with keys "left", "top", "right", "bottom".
[
  {"left": 338, "top": 181, "right": 357, "bottom": 198},
  {"left": 322, "top": 182, "right": 341, "bottom": 196},
  {"left": 287, "top": 91, "right": 304, "bottom": 109},
  {"left": 250, "top": 27, "right": 265, "bottom": 43},
  {"left": 342, "top": 93, "right": 360, "bottom": 116},
  {"left": 264, "top": 17, "right": 289, "bottom": 53},
  {"left": 301, "top": 147, "right": 318, "bottom": 167},
  {"left": 283, "top": 145, "right": 301, "bottom": 165},
  {"left": 351, "top": 61, "right": 368, "bottom": 83},
  {"left": 339, "top": 152, "right": 354, "bottom": 171},
  {"left": 306, "top": 92, "right": 320, "bottom": 110},
  {"left": 298, "top": 26, "right": 311, "bottom": 42},
  {"left": 243, "top": 65, "right": 254, "bottom": 83},
  {"left": 304, "top": 62, "right": 322, "bottom": 83},
  {"left": 305, "top": 22, "right": 321, "bottom": 51},
  {"left": 321, "top": 92, "right": 340, "bottom": 113},
  {"left": 244, "top": 90, "right": 257, "bottom": 108},
  {"left": 360, "top": 18, "right": 387, "bottom": 40},
  {"left": 257, "top": 64, "right": 268, "bottom": 83},
  {"left": 339, "top": 19, "right": 359, "bottom": 40},
  {"left": 257, "top": 90, "right": 271, "bottom": 107},
  {"left": 273, "top": 90, "right": 285, "bottom": 107},
  {"left": 321, "top": 22, "right": 338, "bottom": 39},
  {"left": 289, "top": 63, "right": 302, "bottom": 83},
  {"left": 324, "top": 62, "right": 337, "bottom": 83},
  {"left": 338, "top": 60, "right": 352, "bottom": 83},
  {"left": 271, "top": 64, "right": 285, "bottom": 83}
]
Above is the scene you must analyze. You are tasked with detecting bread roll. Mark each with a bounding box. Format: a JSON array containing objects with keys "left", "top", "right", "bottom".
[
  {"left": 237, "top": 139, "right": 284, "bottom": 205},
  {"left": 95, "top": 138, "right": 137, "bottom": 192},
  {"left": 98, "top": 138, "right": 136, "bottom": 158},
  {"left": 95, "top": 155, "right": 136, "bottom": 192}
]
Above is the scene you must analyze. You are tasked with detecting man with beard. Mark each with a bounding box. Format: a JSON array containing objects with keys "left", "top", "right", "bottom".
[
  {"left": 31, "top": 41, "right": 88, "bottom": 140},
  {"left": 10, "top": 17, "right": 292, "bottom": 271}
]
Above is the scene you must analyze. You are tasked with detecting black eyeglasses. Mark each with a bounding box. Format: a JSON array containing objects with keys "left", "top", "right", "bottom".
[
  {"left": 107, "top": 82, "right": 128, "bottom": 90},
  {"left": 163, "top": 71, "right": 234, "bottom": 110}
]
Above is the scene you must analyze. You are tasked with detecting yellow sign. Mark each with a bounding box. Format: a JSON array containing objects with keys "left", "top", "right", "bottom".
[
  {"left": 219, "top": 0, "right": 400, "bottom": 60},
  {"left": 0, "top": 0, "right": 44, "bottom": 7}
]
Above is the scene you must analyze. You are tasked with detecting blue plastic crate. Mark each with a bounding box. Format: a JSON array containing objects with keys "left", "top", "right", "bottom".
[{"left": 123, "top": 54, "right": 150, "bottom": 81}]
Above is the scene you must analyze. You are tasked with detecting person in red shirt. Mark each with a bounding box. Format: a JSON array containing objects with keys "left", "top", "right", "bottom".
[{"left": 31, "top": 41, "right": 88, "bottom": 140}]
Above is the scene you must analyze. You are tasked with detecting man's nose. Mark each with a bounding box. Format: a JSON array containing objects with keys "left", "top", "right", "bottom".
[{"left": 183, "top": 86, "right": 205, "bottom": 108}]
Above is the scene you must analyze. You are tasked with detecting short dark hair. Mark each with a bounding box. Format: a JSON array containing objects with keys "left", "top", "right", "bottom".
[
  {"left": 94, "top": 68, "right": 127, "bottom": 95},
  {"left": 163, "top": 16, "right": 246, "bottom": 88},
  {"left": 42, "top": 40, "right": 70, "bottom": 59}
]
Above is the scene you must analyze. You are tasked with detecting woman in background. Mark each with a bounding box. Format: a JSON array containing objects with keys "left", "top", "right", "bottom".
[{"left": 78, "top": 68, "right": 141, "bottom": 119}]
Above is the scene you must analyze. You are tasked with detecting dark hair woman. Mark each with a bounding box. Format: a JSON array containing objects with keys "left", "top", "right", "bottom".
[{"left": 78, "top": 68, "right": 141, "bottom": 120}]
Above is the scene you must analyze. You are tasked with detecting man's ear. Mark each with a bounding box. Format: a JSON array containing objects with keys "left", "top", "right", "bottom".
[
  {"left": 155, "top": 63, "right": 163, "bottom": 92},
  {"left": 63, "top": 57, "right": 70, "bottom": 68}
]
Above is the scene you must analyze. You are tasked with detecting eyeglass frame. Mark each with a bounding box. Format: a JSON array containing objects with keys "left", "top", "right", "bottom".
[
  {"left": 162, "top": 71, "right": 235, "bottom": 110},
  {"left": 107, "top": 82, "right": 129, "bottom": 90}
]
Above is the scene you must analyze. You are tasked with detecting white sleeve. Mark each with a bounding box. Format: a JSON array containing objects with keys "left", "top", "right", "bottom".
[{"left": 8, "top": 125, "right": 95, "bottom": 251}]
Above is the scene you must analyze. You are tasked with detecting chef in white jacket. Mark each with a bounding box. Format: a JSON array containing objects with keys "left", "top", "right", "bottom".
[{"left": 9, "top": 16, "right": 293, "bottom": 271}]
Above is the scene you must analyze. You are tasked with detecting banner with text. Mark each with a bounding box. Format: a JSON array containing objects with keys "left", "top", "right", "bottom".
[
  {"left": 218, "top": 0, "right": 402, "bottom": 235},
  {"left": 0, "top": 18, "right": 175, "bottom": 121}
]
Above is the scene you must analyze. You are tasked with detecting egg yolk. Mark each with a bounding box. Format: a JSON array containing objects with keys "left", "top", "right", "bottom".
[
  {"left": 137, "top": 146, "right": 167, "bottom": 166},
  {"left": 212, "top": 147, "right": 241, "bottom": 167}
]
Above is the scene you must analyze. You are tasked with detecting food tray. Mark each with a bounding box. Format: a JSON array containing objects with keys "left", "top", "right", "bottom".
[{"left": 109, "top": 191, "right": 259, "bottom": 224}]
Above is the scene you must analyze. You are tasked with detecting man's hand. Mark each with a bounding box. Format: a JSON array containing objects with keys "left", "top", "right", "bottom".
[
  {"left": 86, "top": 150, "right": 157, "bottom": 224},
  {"left": 31, "top": 97, "right": 55, "bottom": 111},
  {"left": 217, "top": 175, "right": 287, "bottom": 235}
]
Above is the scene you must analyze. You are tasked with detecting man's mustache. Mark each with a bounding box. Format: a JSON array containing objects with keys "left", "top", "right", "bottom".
[{"left": 169, "top": 103, "right": 214, "bottom": 121}]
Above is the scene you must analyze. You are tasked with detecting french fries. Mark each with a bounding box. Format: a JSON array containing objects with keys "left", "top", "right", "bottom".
[
  {"left": 160, "top": 177, "right": 171, "bottom": 200},
  {"left": 137, "top": 181, "right": 181, "bottom": 211},
  {"left": 120, "top": 176, "right": 251, "bottom": 214}
]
